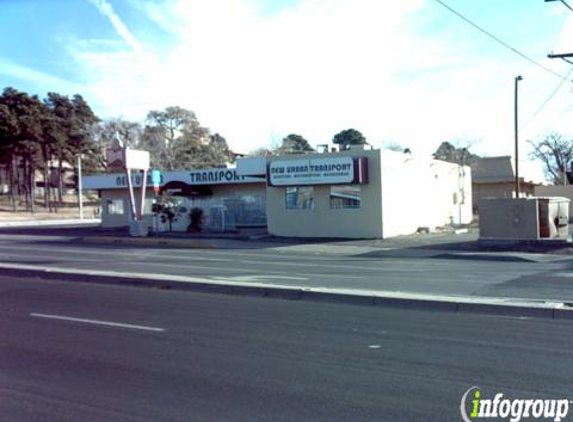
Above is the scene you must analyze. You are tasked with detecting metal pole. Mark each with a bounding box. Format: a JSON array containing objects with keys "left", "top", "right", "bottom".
[
  {"left": 514, "top": 75, "right": 523, "bottom": 198},
  {"left": 77, "top": 155, "right": 84, "bottom": 220},
  {"left": 139, "top": 169, "right": 148, "bottom": 220},
  {"left": 125, "top": 168, "right": 137, "bottom": 221}
]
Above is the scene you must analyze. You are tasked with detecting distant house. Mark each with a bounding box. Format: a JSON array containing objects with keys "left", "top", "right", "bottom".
[{"left": 471, "top": 156, "right": 546, "bottom": 212}]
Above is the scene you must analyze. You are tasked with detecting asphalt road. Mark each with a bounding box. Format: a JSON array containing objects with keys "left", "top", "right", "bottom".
[
  {"left": 0, "top": 235, "right": 573, "bottom": 301},
  {"left": 1, "top": 275, "right": 573, "bottom": 422}
]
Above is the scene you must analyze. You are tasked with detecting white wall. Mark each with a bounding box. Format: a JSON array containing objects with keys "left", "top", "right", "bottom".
[{"left": 380, "top": 151, "right": 472, "bottom": 238}]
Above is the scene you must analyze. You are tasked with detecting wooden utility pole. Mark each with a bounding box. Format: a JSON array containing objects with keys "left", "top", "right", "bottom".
[{"left": 515, "top": 75, "right": 523, "bottom": 198}]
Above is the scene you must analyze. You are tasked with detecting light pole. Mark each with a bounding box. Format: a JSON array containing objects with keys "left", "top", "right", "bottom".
[
  {"left": 514, "top": 75, "right": 523, "bottom": 198},
  {"left": 77, "top": 154, "right": 84, "bottom": 220}
]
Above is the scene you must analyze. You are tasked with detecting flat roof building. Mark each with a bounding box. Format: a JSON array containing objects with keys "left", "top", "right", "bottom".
[{"left": 83, "top": 147, "right": 472, "bottom": 239}]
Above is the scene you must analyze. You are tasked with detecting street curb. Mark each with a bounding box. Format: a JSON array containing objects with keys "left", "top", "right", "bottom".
[
  {"left": 2, "top": 263, "right": 573, "bottom": 320},
  {"left": 79, "top": 236, "right": 218, "bottom": 249}
]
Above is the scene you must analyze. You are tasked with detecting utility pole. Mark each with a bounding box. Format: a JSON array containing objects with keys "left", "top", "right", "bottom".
[{"left": 514, "top": 75, "right": 523, "bottom": 198}]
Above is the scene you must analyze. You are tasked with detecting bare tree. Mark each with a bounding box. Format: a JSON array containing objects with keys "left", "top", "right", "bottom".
[{"left": 529, "top": 132, "right": 573, "bottom": 185}]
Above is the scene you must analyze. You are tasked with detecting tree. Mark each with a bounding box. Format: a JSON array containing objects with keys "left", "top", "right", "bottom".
[
  {"left": 203, "top": 133, "right": 232, "bottom": 166},
  {"left": 382, "top": 141, "right": 409, "bottom": 153},
  {"left": 332, "top": 129, "right": 367, "bottom": 150},
  {"left": 140, "top": 106, "right": 211, "bottom": 170},
  {"left": 0, "top": 88, "right": 46, "bottom": 213},
  {"left": 433, "top": 140, "right": 479, "bottom": 166},
  {"left": 93, "top": 118, "right": 142, "bottom": 171},
  {"left": 277, "top": 134, "right": 314, "bottom": 154},
  {"left": 250, "top": 147, "right": 275, "bottom": 157},
  {"left": 529, "top": 132, "right": 573, "bottom": 185},
  {"left": 0, "top": 87, "right": 99, "bottom": 213},
  {"left": 43, "top": 92, "right": 99, "bottom": 207}
]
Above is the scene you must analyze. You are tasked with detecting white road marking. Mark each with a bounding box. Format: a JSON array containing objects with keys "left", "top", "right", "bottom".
[
  {"left": 212, "top": 275, "right": 308, "bottom": 282},
  {"left": 30, "top": 313, "right": 165, "bottom": 332},
  {"left": 368, "top": 345, "right": 382, "bottom": 349}
]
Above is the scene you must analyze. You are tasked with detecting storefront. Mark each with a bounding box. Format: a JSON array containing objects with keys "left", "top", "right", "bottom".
[
  {"left": 238, "top": 147, "right": 473, "bottom": 239},
  {"left": 84, "top": 147, "right": 472, "bottom": 238},
  {"left": 83, "top": 168, "right": 266, "bottom": 231}
]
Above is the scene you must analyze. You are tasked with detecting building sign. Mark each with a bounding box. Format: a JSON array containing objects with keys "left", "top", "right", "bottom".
[
  {"left": 82, "top": 168, "right": 262, "bottom": 190},
  {"left": 268, "top": 157, "right": 368, "bottom": 186},
  {"left": 188, "top": 169, "right": 252, "bottom": 184}
]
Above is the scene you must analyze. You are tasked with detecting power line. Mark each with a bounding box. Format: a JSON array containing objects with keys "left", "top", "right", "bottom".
[
  {"left": 561, "top": 0, "right": 573, "bottom": 13},
  {"left": 432, "top": 0, "right": 566, "bottom": 79},
  {"left": 546, "top": 0, "right": 573, "bottom": 13},
  {"left": 521, "top": 68, "right": 573, "bottom": 130}
]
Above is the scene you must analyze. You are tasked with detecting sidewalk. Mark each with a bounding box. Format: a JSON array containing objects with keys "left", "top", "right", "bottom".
[
  {"left": 2, "top": 221, "right": 573, "bottom": 319},
  {"left": 1, "top": 222, "right": 572, "bottom": 262}
]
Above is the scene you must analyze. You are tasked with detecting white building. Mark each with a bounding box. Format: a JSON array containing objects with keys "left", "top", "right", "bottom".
[{"left": 83, "top": 147, "right": 472, "bottom": 239}]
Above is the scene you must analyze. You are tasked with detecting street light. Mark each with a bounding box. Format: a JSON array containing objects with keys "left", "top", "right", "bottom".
[
  {"left": 77, "top": 154, "right": 84, "bottom": 220},
  {"left": 514, "top": 75, "right": 523, "bottom": 198}
]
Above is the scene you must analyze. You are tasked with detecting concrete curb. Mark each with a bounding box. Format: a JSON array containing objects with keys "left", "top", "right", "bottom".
[
  {"left": 79, "top": 236, "right": 218, "bottom": 249},
  {"left": 2, "top": 262, "right": 573, "bottom": 320}
]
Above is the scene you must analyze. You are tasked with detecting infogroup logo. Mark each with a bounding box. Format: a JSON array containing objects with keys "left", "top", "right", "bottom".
[{"left": 460, "top": 386, "right": 570, "bottom": 422}]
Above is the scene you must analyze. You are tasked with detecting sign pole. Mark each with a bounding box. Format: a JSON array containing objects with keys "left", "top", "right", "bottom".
[
  {"left": 125, "top": 168, "right": 137, "bottom": 221},
  {"left": 139, "top": 169, "right": 148, "bottom": 220}
]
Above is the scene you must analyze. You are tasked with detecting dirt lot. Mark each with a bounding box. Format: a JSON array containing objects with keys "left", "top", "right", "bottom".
[{"left": 0, "top": 195, "right": 100, "bottom": 222}]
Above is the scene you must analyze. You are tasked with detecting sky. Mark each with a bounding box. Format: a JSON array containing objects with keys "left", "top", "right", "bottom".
[{"left": 1, "top": 0, "right": 573, "bottom": 167}]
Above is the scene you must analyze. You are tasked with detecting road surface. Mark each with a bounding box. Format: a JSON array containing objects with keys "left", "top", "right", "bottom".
[
  {"left": 1, "top": 275, "right": 572, "bottom": 422},
  {"left": 0, "top": 235, "right": 573, "bottom": 301}
]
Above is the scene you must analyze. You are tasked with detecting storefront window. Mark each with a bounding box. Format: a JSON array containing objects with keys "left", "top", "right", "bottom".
[
  {"left": 144, "top": 198, "right": 155, "bottom": 214},
  {"left": 106, "top": 199, "right": 125, "bottom": 215},
  {"left": 330, "top": 185, "right": 362, "bottom": 209},
  {"left": 286, "top": 187, "right": 314, "bottom": 210}
]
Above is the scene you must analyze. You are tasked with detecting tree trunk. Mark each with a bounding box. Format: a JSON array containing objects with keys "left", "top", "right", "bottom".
[
  {"left": 9, "top": 156, "right": 17, "bottom": 212},
  {"left": 57, "top": 156, "right": 63, "bottom": 204},
  {"left": 43, "top": 147, "right": 51, "bottom": 212},
  {"left": 22, "top": 156, "right": 30, "bottom": 212},
  {"left": 29, "top": 158, "right": 36, "bottom": 215}
]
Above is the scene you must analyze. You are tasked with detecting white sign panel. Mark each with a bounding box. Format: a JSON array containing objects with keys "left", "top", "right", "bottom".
[
  {"left": 236, "top": 156, "right": 267, "bottom": 176},
  {"left": 124, "top": 149, "right": 150, "bottom": 170},
  {"left": 269, "top": 157, "right": 354, "bottom": 186}
]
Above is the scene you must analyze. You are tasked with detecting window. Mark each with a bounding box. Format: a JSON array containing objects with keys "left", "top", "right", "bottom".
[
  {"left": 286, "top": 187, "right": 314, "bottom": 210},
  {"left": 144, "top": 198, "right": 155, "bottom": 214},
  {"left": 106, "top": 199, "right": 125, "bottom": 215},
  {"left": 330, "top": 185, "right": 362, "bottom": 209}
]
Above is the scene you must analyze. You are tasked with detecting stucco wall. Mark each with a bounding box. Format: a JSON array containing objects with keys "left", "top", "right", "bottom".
[
  {"left": 479, "top": 198, "right": 539, "bottom": 240},
  {"left": 100, "top": 188, "right": 154, "bottom": 228},
  {"left": 266, "top": 149, "right": 383, "bottom": 239},
  {"left": 380, "top": 152, "right": 472, "bottom": 238}
]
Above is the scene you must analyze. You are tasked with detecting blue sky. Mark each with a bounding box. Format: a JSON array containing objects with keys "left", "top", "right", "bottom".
[{"left": 1, "top": 0, "right": 572, "bottom": 163}]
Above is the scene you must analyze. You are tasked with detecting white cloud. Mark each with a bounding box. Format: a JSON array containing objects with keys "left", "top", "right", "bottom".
[
  {"left": 71, "top": 0, "right": 573, "bottom": 158},
  {"left": 86, "top": 0, "right": 142, "bottom": 51}
]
